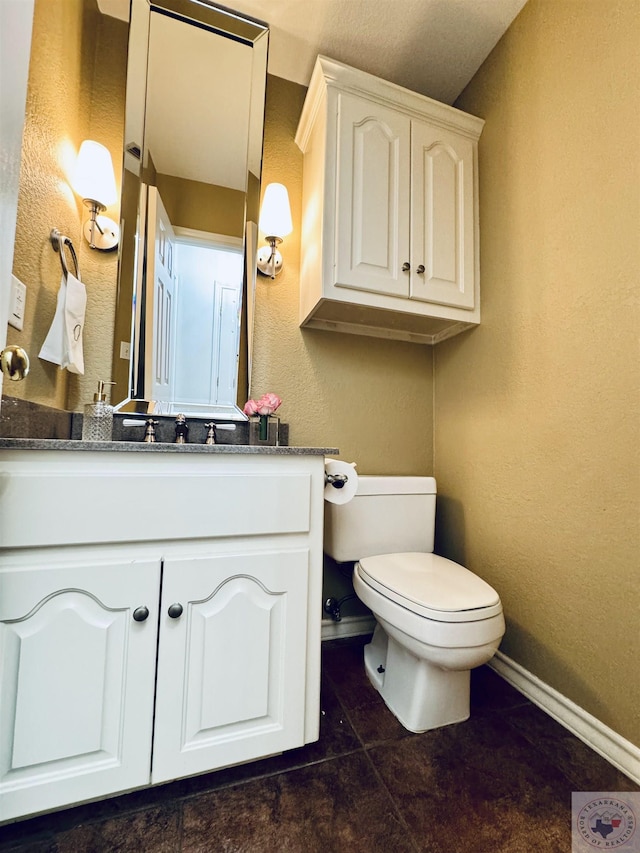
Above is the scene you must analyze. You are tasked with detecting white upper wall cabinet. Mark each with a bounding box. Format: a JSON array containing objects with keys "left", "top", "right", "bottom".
[{"left": 295, "top": 57, "right": 484, "bottom": 345}]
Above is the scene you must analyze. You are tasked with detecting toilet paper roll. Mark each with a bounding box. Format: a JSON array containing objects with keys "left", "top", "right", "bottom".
[{"left": 324, "top": 458, "right": 358, "bottom": 505}]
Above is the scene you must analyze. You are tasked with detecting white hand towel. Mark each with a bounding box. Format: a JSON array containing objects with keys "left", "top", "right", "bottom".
[
  {"left": 38, "top": 275, "right": 67, "bottom": 366},
  {"left": 62, "top": 272, "right": 86, "bottom": 374},
  {"left": 39, "top": 273, "right": 87, "bottom": 374}
]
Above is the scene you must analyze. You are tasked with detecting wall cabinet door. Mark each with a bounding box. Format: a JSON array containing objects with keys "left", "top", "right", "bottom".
[
  {"left": 152, "top": 549, "right": 309, "bottom": 783},
  {"left": 0, "top": 558, "right": 160, "bottom": 822},
  {"left": 410, "top": 120, "right": 476, "bottom": 310},
  {"left": 335, "top": 92, "right": 411, "bottom": 298},
  {"left": 335, "top": 93, "right": 476, "bottom": 311}
]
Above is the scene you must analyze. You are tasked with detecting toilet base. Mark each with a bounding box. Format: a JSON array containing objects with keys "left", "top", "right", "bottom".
[{"left": 363, "top": 625, "right": 471, "bottom": 732}]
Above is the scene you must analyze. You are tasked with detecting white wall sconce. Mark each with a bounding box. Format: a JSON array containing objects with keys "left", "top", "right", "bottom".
[
  {"left": 72, "top": 140, "right": 120, "bottom": 251},
  {"left": 256, "top": 183, "right": 292, "bottom": 278}
]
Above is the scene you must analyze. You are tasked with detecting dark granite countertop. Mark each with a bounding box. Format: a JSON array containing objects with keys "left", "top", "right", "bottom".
[{"left": 0, "top": 437, "right": 338, "bottom": 455}]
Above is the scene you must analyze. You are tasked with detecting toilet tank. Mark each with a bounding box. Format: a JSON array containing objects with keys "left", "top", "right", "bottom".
[{"left": 324, "top": 476, "right": 437, "bottom": 563}]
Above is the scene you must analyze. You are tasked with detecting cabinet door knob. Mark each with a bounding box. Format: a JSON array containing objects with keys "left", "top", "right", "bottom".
[
  {"left": 168, "top": 603, "right": 183, "bottom": 619},
  {"left": 416, "top": 265, "right": 425, "bottom": 274},
  {"left": 402, "top": 262, "right": 410, "bottom": 272},
  {"left": 133, "top": 606, "right": 149, "bottom": 622}
]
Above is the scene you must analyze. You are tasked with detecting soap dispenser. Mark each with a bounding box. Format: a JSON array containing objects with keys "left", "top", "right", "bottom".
[{"left": 82, "top": 380, "right": 115, "bottom": 441}]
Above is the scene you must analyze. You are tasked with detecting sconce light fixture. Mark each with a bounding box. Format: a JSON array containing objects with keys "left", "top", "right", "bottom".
[
  {"left": 256, "top": 183, "right": 292, "bottom": 278},
  {"left": 72, "top": 140, "right": 120, "bottom": 251}
]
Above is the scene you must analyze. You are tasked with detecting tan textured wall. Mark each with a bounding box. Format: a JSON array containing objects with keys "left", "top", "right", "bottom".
[
  {"left": 8, "top": 0, "right": 126, "bottom": 412},
  {"left": 69, "top": 7, "right": 127, "bottom": 411},
  {"left": 252, "top": 76, "right": 434, "bottom": 472},
  {"left": 435, "top": 0, "right": 640, "bottom": 744}
]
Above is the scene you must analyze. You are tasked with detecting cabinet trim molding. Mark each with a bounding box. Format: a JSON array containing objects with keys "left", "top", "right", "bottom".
[{"left": 296, "top": 56, "right": 484, "bottom": 152}]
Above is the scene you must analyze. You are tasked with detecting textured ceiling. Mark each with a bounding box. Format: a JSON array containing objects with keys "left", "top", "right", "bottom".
[
  {"left": 95, "top": 0, "right": 530, "bottom": 189},
  {"left": 99, "top": 0, "right": 529, "bottom": 104},
  {"left": 226, "top": 0, "right": 529, "bottom": 104}
]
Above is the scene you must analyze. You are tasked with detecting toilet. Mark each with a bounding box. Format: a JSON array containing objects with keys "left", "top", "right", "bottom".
[{"left": 324, "top": 476, "right": 505, "bottom": 732}]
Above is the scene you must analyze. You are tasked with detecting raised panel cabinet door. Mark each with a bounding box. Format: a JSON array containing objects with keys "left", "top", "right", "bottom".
[
  {"left": 410, "top": 120, "right": 476, "bottom": 309},
  {"left": 152, "top": 549, "right": 309, "bottom": 783},
  {"left": 335, "top": 92, "right": 411, "bottom": 298},
  {"left": 0, "top": 558, "right": 160, "bottom": 822}
]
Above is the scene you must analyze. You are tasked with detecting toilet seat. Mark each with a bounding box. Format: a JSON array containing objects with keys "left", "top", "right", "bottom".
[{"left": 357, "top": 552, "right": 502, "bottom": 623}]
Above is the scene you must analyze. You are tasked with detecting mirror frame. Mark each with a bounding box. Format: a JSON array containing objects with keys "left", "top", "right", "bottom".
[{"left": 111, "top": 0, "right": 268, "bottom": 420}]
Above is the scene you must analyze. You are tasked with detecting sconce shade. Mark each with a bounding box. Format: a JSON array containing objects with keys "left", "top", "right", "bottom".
[
  {"left": 259, "top": 183, "right": 292, "bottom": 238},
  {"left": 72, "top": 140, "right": 118, "bottom": 207}
]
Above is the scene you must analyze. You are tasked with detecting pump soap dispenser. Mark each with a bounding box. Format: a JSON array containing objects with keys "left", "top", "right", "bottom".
[{"left": 82, "top": 380, "right": 115, "bottom": 441}]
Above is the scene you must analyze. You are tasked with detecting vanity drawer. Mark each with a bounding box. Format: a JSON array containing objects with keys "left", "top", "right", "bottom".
[{"left": 0, "top": 453, "right": 318, "bottom": 549}]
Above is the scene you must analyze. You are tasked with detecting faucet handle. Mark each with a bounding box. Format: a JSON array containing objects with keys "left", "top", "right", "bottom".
[
  {"left": 204, "top": 422, "right": 216, "bottom": 445},
  {"left": 174, "top": 413, "right": 189, "bottom": 444},
  {"left": 144, "top": 419, "right": 158, "bottom": 443}
]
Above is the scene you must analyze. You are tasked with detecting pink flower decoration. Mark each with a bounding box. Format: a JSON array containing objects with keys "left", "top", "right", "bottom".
[
  {"left": 243, "top": 398, "right": 260, "bottom": 416},
  {"left": 244, "top": 393, "right": 282, "bottom": 417}
]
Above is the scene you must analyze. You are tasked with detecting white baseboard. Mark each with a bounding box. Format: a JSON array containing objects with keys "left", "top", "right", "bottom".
[
  {"left": 321, "top": 614, "right": 375, "bottom": 641},
  {"left": 490, "top": 651, "right": 640, "bottom": 786}
]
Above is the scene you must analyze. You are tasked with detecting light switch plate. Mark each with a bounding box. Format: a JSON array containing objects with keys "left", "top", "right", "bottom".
[{"left": 8, "top": 275, "right": 26, "bottom": 331}]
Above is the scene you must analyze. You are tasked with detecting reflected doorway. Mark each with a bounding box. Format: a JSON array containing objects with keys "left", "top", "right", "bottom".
[
  {"left": 172, "top": 235, "right": 243, "bottom": 410},
  {"left": 147, "top": 212, "right": 243, "bottom": 415}
]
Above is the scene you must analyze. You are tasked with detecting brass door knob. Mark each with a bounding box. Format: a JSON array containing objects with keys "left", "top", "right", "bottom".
[{"left": 0, "top": 346, "right": 29, "bottom": 381}]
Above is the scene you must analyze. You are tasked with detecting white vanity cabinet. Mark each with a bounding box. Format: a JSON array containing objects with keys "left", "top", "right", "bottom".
[
  {"left": 295, "top": 56, "right": 485, "bottom": 345},
  {"left": 0, "top": 448, "right": 325, "bottom": 823}
]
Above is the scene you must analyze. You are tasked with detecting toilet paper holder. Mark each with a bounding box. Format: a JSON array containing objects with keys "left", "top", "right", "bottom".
[
  {"left": 324, "top": 459, "right": 358, "bottom": 504},
  {"left": 325, "top": 472, "right": 348, "bottom": 489}
]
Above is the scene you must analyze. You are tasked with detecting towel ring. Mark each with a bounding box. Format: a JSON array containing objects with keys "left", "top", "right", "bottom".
[{"left": 50, "top": 229, "right": 81, "bottom": 281}]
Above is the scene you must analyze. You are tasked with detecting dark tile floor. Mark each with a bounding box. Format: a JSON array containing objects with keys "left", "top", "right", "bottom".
[{"left": 1, "top": 638, "right": 637, "bottom": 852}]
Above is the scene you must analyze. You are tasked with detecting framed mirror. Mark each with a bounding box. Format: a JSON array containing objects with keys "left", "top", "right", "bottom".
[{"left": 113, "top": 0, "right": 268, "bottom": 418}]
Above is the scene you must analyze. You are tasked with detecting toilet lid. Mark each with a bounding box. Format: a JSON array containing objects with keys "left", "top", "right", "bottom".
[{"left": 357, "top": 552, "right": 502, "bottom": 623}]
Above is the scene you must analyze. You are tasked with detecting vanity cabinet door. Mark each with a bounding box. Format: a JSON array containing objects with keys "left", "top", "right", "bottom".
[
  {"left": 151, "top": 549, "right": 309, "bottom": 783},
  {"left": 335, "top": 92, "right": 411, "bottom": 298},
  {"left": 0, "top": 557, "right": 160, "bottom": 822}
]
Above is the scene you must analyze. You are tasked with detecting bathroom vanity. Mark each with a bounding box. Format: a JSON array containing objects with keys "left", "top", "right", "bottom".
[{"left": 0, "top": 443, "right": 332, "bottom": 823}]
